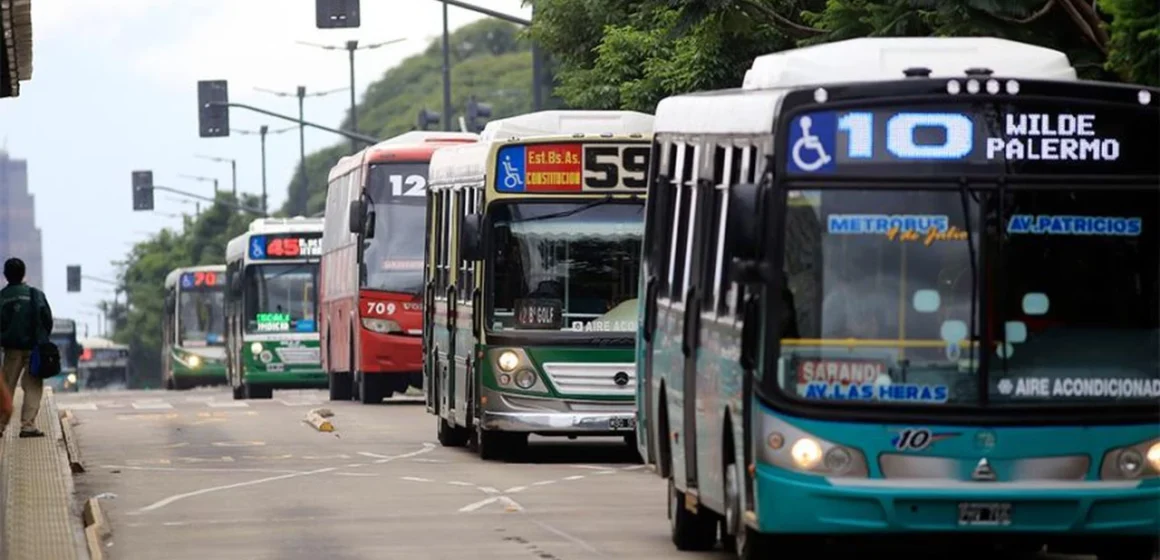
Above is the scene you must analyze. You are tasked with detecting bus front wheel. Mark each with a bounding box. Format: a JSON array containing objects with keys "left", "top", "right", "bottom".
[{"left": 668, "top": 477, "right": 717, "bottom": 551}]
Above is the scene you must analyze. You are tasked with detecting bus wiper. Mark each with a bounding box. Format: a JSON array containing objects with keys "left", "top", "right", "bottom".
[
  {"left": 508, "top": 195, "right": 619, "bottom": 224},
  {"left": 958, "top": 180, "right": 979, "bottom": 376}
]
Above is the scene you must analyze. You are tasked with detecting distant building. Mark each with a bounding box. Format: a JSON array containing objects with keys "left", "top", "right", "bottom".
[{"left": 0, "top": 151, "right": 42, "bottom": 288}]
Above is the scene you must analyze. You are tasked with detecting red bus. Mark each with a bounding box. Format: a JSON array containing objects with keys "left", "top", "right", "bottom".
[{"left": 321, "top": 131, "right": 478, "bottom": 403}]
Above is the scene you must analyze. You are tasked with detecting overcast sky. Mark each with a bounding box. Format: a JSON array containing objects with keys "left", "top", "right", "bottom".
[{"left": 0, "top": 0, "right": 530, "bottom": 336}]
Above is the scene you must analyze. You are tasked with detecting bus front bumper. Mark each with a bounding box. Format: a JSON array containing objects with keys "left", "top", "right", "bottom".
[
  {"left": 479, "top": 388, "right": 635, "bottom": 436},
  {"left": 753, "top": 463, "right": 1160, "bottom": 536}
]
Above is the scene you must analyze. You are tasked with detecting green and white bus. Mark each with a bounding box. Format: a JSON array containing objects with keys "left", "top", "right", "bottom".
[
  {"left": 424, "top": 110, "right": 654, "bottom": 460},
  {"left": 162, "top": 265, "right": 228, "bottom": 389},
  {"left": 224, "top": 217, "right": 324, "bottom": 399}
]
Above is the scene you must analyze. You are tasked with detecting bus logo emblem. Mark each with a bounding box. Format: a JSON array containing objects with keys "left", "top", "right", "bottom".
[
  {"left": 613, "top": 372, "right": 630, "bottom": 386},
  {"left": 971, "top": 458, "right": 996, "bottom": 481}
]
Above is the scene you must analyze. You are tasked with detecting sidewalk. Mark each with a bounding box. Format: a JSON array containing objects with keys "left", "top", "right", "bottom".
[{"left": 0, "top": 387, "right": 85, "bottom": 560}]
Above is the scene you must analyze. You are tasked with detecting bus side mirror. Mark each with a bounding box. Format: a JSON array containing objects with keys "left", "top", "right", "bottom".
[
  {"left": 348, "top": 199, "right": 365, "bottom": 234},
  {"left": 364, "top": 208, "right": 376, "bottom": 239},
  {"left": 460, "top": 213, "right": 483, "bottom": 261}
]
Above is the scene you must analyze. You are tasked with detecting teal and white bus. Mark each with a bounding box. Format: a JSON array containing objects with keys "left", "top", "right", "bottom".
[
  {"left": 636, "top": 37, "right": 1158, "bottom": 558},
  {"left": 48, "top": 318, "right": 82, "bottom": 392},
  {"left": 225, "top": 217, "right": 324, "bottom": 399},
  {"left": 163, "top": 265, "right": 228, "bottom": 389}
]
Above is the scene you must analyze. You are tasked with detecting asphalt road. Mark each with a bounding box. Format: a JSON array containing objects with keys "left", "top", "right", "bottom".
[{"left": 55, "top": 388, "right": 1115, "bottom": 560}]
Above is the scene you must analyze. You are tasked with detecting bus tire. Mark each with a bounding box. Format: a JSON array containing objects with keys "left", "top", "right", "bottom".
[
  {"left": 246, "top": 383, "right": 273, "bottom": 399},
  {"left": 437, "top": 417, "right": 469, "bottom": 447},
  {"left": 329, "top": 372, "right": 353, "bottom": 401},
  {"left": 165, "top": 376, "right": 176, "bottom": 390},
  {"left": 476, "top": 426, "right": 524, "bottom": 461},
  {"left": 668, "top": 477, "right": 717, "bottom": 551},
  {"left": 358, "top": 374, "right": 383, "bottom": 404},
  {"left": 232, "top": 384, "right": 246, "bottom": 400}
]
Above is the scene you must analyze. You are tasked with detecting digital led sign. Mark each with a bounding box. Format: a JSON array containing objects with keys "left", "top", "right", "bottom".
[
  {"left": 180, "top": 271, "right": 226, "bottom": 290},
  {"left": 248, "top": 233, "right": 323, "bottom": 260},
  {"left": 496, "top": 142, "right": 650, "bottom": 194},
  {"left": 781, "top": 96, "right": 1158, "bottom": 177}
]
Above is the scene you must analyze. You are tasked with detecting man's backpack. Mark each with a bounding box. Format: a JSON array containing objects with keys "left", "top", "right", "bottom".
[{"left": 27, "top": 290, "right": 61, "bottom": 379}]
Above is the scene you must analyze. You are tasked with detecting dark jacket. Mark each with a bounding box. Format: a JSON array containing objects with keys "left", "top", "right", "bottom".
[{"left": 0, "top": 283, "right": 53, "bottom": 350}]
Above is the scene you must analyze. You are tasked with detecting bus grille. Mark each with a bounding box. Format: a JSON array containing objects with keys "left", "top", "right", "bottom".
[
  {"left": 275, "top": 347, "right": 320, "bottom": 364},
  {"left": 540, "top": 362, "right": 636, "bottom": 397}
]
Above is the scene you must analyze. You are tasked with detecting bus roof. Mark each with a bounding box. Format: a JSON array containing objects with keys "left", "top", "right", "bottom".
[
  {"left": 164, "top": 264, "right": 226, "bottom": 288},
  {"left": 226, "top": 216, "right": 325, "bottom": 262},
  {"left": 428, "top": 110, "right": 655, "bottom": 188},
  {"left": 78, "top": 337, "right": 127, "bottom": 350},
  {"left": 656, "top": 37, "right": 1078, "bottom": 136},
  {"left": 479, "top": 110, "right": 654, "bottom": 142},
  {"left": 327, "top": 131, "right": 478, "bottom": 182}
]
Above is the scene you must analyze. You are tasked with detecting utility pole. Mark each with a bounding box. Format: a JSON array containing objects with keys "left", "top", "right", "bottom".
[
  {"left": 195, "top": 154, "right": 238, "bottom": 198},
  {"left": 254, "top": 85, "right": 346, "bottom": 214},
  {"left": 230, "top": 125, "right": 295, "bottom": 217},
  {"left": 296, "top": 38, "right": 406, "bottom": 152},
  {"left": 442, "top": 2, "right": 452, "bottom": 131}
]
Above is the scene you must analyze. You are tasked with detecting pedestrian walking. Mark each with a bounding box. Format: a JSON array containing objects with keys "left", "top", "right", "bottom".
[{"left": 0, "top": 258, "right": 53, "bottom": 437}]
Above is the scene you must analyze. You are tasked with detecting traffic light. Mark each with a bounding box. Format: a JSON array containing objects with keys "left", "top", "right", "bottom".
[
  {"left": 316, "top": 0, "right": 359, "bottom": 28},
  {"left": 66, "top": 266, "right": 81, "bottom": 292},
  {"left": 132, "top": 170, "right": 154, "bottom": 211},
  {"left": 197, "top": 80, "right": 230, "bottom": 138},
  {"left": 466, "top": 96, "right": 492, "bottom": 133},
  {"left": 417, "top": 108, "right": 441, "bottom": 131}
]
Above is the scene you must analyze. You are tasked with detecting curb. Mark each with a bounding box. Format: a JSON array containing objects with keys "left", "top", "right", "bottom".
[
  {"left": 59, "top": 409, "right": 84, "bottom": 474},
  {"left": 304, "top": 408, "right": 334, "bottom": 432},
  {"left": 82, "top": 497, "right": 111, "bottom": 560}
]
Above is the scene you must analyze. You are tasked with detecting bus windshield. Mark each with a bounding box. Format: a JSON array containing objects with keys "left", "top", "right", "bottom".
[
  {"left": 779, "top": 187, "right": 1159, "bottom": 407},
  {"left": 179, "top": 290, "right": 224, "bottom": 346},
  {"left": 489, "top": 201, "right": 643, "bottom": 333},
  {"left": 244, "top": 263, "right": 318, "bottom": 334},
  {"left": 779, "top": 189, "right": 983, "bottom": 406},
  {"left": 363, "top": 163, "right": 428, "bottom": 295},
  {"left": 49, "top": 334, "right": 77, "bottom": 370}
]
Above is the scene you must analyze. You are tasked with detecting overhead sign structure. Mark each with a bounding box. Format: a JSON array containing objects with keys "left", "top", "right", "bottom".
[
  {"left": 197, "top": 80, "right": 230, "bottom": 138},
  {"left": 315, "top": 0, "right": 360, "bottom": 28},
  {"left": 496, "top": 142, "right": 650, "bottom": 194},
  {"left": 131, "top": 170, "right": 154, "bottom": 211}
]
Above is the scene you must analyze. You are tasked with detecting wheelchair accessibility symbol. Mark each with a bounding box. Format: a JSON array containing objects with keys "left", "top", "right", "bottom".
[
  {"left": 249, "top": 236, "right": 266, "bottom": 259},
  {"left": 790, "top": 115, "right": 833, "bottom": 173},
  {"left": 496, "top": 145, "right": 527, "bottom": 192},
  {"left": 501, "top": 155, "right": 524, "bottom": 190}
]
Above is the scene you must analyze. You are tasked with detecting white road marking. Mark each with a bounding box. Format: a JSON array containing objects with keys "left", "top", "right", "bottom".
[
  {"left": 211, "top": 441, "right": 265, "bottom": 447},
  {"left": 478, "top": 486, "right": 499, "bottom": 494},
  {"left": 570, "top": 465, "right": 612, "bottom": 471},
  {"left": 411, "top": 458, "right": 447, "bottom": 463},
  {"left": 533, "top": 520, "right": 605, "bottom": 556},
  {"left": 161, "top": 442, "right": 190, "bottom": 449},
  {"left": 131, "top": 443, "right": 432, "bottom": 514},
  {"left": 300, "top": 454, "right": 352, "bottom": 460},
  {"left": 183, "top": 396, "right": 216, "bottom": 403},
  {"left": 458, "top": 497, "right": 498, "bottom": 512},
  {"left": 277, "top": 399, "right": 323, "bottom": 406},
  {"left": 333, "top": 472, "right": 377, "bottom": 477},
  {"left": 207, "top": 401, "right": 249, "bottom": 408},
  {"left": 621, "top": 465, "right": 646, "bottom": 471},
  {"left": 401, "top": 476, "right": 432, "bottom": 482},
  {"left": 58, "top": 403, "right": 97, "bottom": 411},
  {"left": 100, "top": 465, "right": 304, "bottom": 475},
  {"left": 504, "top": 486, "right": 528, "bottom": 494},
  {"left": 563, "top": 475, "right": 586, "bottom": 481},
  {"left": 497, "top": 496, "right": 523, "bottom": 512},
  {"left": 447, "top": 481, "right": 475, "bottom": 487},
  {"left": 132, "top": 402, "right": 174, "bottom": 410},
  {"left": 594, "top": 470, "right": 617, "bottom": 475},
  {"left": 357, "top": 451, "right": 391, "bottom": 459},
  {"left": 531, "top": 480, "right": 557, "bottom": 486}
]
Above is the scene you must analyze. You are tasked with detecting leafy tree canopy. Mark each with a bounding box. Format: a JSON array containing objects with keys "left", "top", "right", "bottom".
[{"left": 528, "top": 0, "right": 1158, "bottom": 113}]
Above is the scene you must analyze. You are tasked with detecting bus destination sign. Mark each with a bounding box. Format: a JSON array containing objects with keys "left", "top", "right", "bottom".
[
  {"left": 180, "top": 270, "right": 226, "bottom": 290},
  {"left": 496, "top": 142, "right": 650, "bottom": 194},
  {"left": 783, "top": 99, "right": 1159, "bottom": 177},
  {"left": 248, "top": 233, "right": 323, "bottom": 260}
]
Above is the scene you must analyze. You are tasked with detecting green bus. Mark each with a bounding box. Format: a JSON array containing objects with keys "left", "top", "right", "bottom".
[
  {"left": 162, "top": 265, "right": 228, "bottom": 389},
  {"left": 424, "top": 110, "right": 654, "bottom": 460},
  {"left": 224, "top": 217, "right": 324, "bottom": 399}
]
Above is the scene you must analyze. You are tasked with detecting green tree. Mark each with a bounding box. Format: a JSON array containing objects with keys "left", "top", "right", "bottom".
[
  {"left": 109, "top": 193, "right": 261, "bottom": 387},
  {"left": 529, "top": 0, "right": 1156, "bottom": 114},
  {"left": 281, "top": 18, "right": 560, "bottom": 217}
]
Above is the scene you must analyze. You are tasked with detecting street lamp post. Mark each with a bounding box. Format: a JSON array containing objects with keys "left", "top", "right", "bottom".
[
  {"left": 231, "top": 125, "right": 295, "bottom": 217},
  {"left": 255, "top": 86, "right": 346, "bottom": 214},
  {"left": 195, "top": 154, "right": 238, "bottom": 197},
  {"left": 296, "top": 38, "right": 406, "bottom": 151}
]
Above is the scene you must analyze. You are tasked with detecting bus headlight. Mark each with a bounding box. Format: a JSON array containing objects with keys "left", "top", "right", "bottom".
[
  {"left": 188, "top": 355, "right": 202, "bottom": 368},
  {"left": 497, "top": 351, "right": 520, "bottom": 372},
  {"left": 250, "top": 342, "right": 263, "bottom": 354},
  {"left": 760, "top": 411, "right": 868, "bottom": 477},
  {"left": 1101, "top": 438, "right": 1160, "bottom": 479},
  {"left": 361, "top": 318, "right": 402, "bottom": 334},
  {"left": 66, "top": 373, "right": 77, "bottom": 384}
]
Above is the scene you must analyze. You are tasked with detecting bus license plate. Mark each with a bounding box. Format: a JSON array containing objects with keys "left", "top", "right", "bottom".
[
  {"left": 609, "top": 417, "right": 635, "bottom": 430},
  {"left": 266, "top": 363, "right": 284, "bottom": 373},
  {"left": 957, "top": 502, "right": 1011, "bottom": 526}
]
